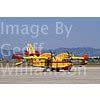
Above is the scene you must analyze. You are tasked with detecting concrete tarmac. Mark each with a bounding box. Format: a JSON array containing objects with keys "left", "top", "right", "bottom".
[{"left": 0, "top": 65, "right": 100, "bottom": 84}]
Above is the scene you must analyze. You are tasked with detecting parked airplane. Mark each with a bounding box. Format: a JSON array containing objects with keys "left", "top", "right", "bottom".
[{"left": 12, "top": 43, "right": 73, "bottom": 72}]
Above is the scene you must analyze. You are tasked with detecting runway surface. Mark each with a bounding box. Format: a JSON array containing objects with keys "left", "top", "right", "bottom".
[{"left": 0, "top": 65, "right": 100, "bottom": 84}]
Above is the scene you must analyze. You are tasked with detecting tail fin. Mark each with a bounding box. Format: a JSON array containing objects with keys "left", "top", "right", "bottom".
[{"left": 27, "top": 43, "right": 35, "bottom": 54}]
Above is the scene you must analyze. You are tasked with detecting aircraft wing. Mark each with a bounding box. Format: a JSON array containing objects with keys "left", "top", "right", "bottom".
[
  {"left": 23, "top": 56, "right": 47, "bottom": 60},
  {"left": 72, "top": 56, "right": 84, "bottom": 60}
]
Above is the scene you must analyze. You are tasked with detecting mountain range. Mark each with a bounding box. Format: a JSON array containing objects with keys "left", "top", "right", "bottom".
[
  {"left": 42, "top": 47, "right": 100, "bottom": 57},
  {"left": 0, "top": 47, "right": 100, "bottom": 59}
]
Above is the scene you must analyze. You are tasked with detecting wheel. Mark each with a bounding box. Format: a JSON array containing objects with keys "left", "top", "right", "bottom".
[
  {"left": 67, "top": 66, "right": 72, "bottom": 72},
  {"left": 55, "top": 68, "right": 60, "bottom": 72},
  {"left": 43, "top": 67, "right": 50, "bottom": 72},
  {"left": 50, "top": 68, "right": 54, "bottom": 72},
  {"left": 43, "top": 68, "right": 47, "bottom": 72}
]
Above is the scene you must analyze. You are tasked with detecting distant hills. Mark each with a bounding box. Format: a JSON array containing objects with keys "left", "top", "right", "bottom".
[
  {"left": 1, "top": 47, "right": 100, "bottom": 58},
  {"left": 42, "top": 47, "right": 100, "bottom": 57}
]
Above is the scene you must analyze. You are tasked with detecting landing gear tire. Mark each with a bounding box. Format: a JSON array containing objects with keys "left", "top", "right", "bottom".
[
  {"left": 43, "top": 68, "right": 47, "bottom": 72},
  {"left": 55, "top": 68, "right": 60, "bottom": 72},
  {"left": 68, "top": 66, "right": 72, "bottom": 72},
  {"left": 50, "top": 68, "right": 54, "bottom": 72}
]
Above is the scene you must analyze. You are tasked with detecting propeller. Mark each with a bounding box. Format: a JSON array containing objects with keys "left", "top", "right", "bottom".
[
  {"left": 49, "top": 50, "right": 56, "bottom": 59},
  {"left": 66, "top": 50, "right": 72, "bottom": 58}
]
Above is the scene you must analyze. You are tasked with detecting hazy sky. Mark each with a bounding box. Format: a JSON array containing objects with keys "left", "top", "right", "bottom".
[{"left": 0, "top": 17, "right": 100, "bottom": 50}]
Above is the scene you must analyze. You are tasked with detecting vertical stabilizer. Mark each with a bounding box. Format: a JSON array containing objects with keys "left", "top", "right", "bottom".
[{"left": 27, "top": 43, "right": 35, "bottom": 54}]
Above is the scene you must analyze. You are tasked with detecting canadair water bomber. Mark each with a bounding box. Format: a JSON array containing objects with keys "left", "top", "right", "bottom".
[{"left": 12, "top": 43, "right": 88, "bottom": 72}]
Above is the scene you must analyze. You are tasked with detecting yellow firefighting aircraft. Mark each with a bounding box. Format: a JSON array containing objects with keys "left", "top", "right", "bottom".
[{"left": 12, "top": 43, "right": 73, "bottom": 72}]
